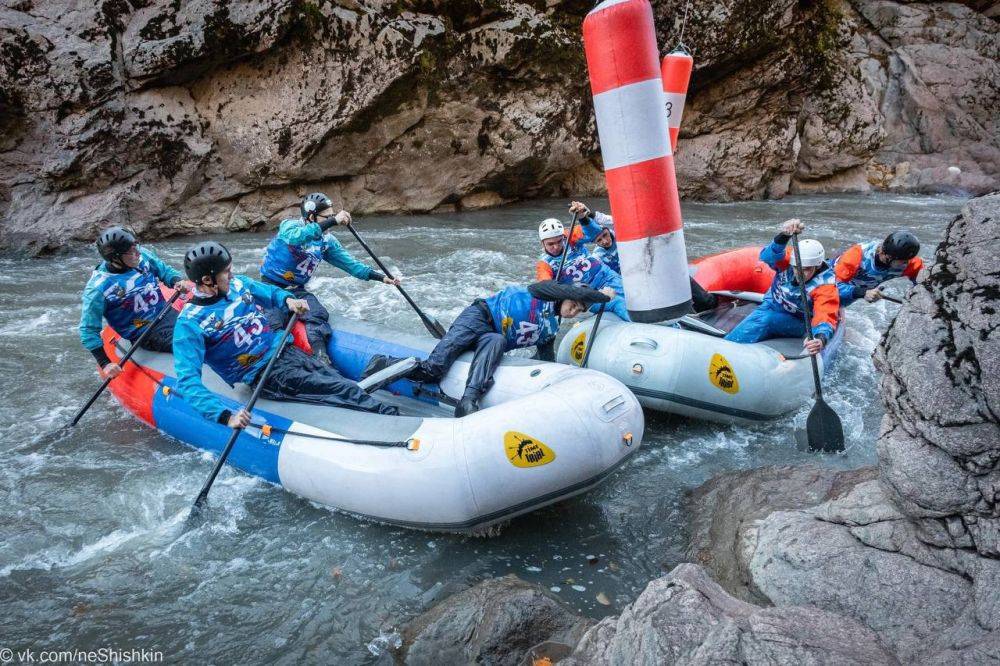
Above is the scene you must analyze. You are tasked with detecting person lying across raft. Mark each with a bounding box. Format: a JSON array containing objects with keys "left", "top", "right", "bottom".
[
  {"left": 833, "top": 231, "right": 922, "bottom": 305},
  {"left": 724, "top": 219, "right": 840, "bottom": 356},
  {"left": 80, "top": 226, "right": 190, "bottom": 381},
  {"left": 565, "top": 200, "right": 719, "bottom": 313},
  {"left": 259, "top": 192, "right": 400, "bottom": 363},
  {"left": 362, "top": 280, "right": 610, "bottom": 418},
  {"left": 535, "top": 218, "right": 631, "bottom": 321},
  {"left": 174, "top": 241, "right": 398, "bottom": 430}
]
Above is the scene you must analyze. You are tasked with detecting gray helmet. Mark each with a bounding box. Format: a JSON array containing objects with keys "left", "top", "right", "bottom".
[
  {"left": 96, "top": 226, "right": 136, "bottom": 262},
  {"left": 301, "top": 192, "right": 333, "bottom": 222}
]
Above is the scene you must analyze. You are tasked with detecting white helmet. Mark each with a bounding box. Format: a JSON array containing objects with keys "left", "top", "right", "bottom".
[
  {"left": 796, "top": 239, "right": 825, "bottom": 267},
  {"left": 538, "top": 218, "right": 565, "bottom": 241}
]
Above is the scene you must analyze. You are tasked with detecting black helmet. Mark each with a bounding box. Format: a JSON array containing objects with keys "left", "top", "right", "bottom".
[
  {"left": 184, "top": 241, "right": 232, "bottom": 283},
  {"left": 96, "top": 226, "right": 136, "bottom": 262},
  {"left": 882, "top": 231, "right": 920, "bottom": 261},
  {"left": 528, "top": 280, "right": 611, "bottom": 305},
  {"left": 301, "top": 192, "right": 333, "bottom": 221}
]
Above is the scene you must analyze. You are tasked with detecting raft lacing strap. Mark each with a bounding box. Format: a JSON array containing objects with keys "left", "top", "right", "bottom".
[{"left": 113, "top": 341, "right": 418, "bottom": 450}]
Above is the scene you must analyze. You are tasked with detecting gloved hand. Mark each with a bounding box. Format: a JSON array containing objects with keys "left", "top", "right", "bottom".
[
  {"left": 285, "top": 298, "right": 310, "bottom": 315},
  {"left": 568, "top": 201, "right": 590, "bottom": 219},
  {"left": 781, "top": 218, "right": 804, "bottom": 235}
]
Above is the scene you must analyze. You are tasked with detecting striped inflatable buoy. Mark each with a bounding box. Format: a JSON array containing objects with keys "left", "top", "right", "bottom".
[
  {"left": 583, "top": 0, "right": 692, "bottom": 322},
  {"left": 661, "top": 49, "right": 694, "bottom": 152}
]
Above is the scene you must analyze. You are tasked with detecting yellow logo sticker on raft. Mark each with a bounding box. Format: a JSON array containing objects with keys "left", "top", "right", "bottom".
[
  {"left": 570, "top": 331, "right": 588, "bottom": 365},
  {"left": 501, "top": 316, "right": 513, "bottom": 335},
  {"left": 709, "top": 353, "right": 740, "bottom": 394},
  {"left": 504, "top": 431, "right": 556, "bottom": 468}
]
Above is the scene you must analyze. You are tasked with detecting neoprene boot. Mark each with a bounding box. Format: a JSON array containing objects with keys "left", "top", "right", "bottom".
[{"left": 454, "top": 392, "right": 481, "bottom": 418}]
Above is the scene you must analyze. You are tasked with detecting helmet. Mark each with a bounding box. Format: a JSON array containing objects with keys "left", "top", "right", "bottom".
[
  {"left": 96, "top": 226, "right": 136, "bottom": 262},
  {"left": 796, "top": 239, "right": 825, "bottom": 268},
  {"left": 528, "top": 280, "right": 610, "bottom": 305},
  {"left": 184, "top": 241, "right": 232, "bottom": 283},
  {"left": 538, "top": 218, "right": 565, "bottom": 241},
  {"left": 301, "top": 192, "right": 333, "bottom": 221},
  {"left": 882, "top": 231, "right": 919, "bottom": 261}
]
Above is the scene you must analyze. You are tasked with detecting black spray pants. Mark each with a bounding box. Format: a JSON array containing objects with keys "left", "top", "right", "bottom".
[
  {"left": 138, "top": 307, "right": 178, "bottom": 353},
  {"left": 263, "top": 281, "right": 334, "bottom": 362},
  {"left": 411, "top": 301, "right": 507, "bottom": 401},
  {"left": 259, "top": 346, "right": 398, "bottom": 415}
]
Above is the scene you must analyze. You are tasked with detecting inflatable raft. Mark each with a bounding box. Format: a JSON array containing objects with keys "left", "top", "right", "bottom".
[
  {"left": 557, "top": 247, "right": 845, "bottom": 424},
  {"left": 102, "top": 299, "right": 643, "bottom": 533}
]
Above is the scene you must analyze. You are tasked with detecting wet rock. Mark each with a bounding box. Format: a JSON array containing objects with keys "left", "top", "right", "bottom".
[
  {"left": 397, "top": 574, "right": 591, "bottom": 666},
  {"left": 686, "top": 464, "right": 877, "bottom": 604},
  {"left": 686, "top": 193, "right": 1000, "bottom": 662},
  {"left": 561, "top": 563, "right": 897, "bottom": 665}
]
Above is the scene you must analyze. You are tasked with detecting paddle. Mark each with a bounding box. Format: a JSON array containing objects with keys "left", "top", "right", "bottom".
[
  {"left": 189, "top": 313, "right": 299, "bottom": 515},
  {"left": 789, "top": 233, "right": 844, "bottom": 453},
  {"left": 70, "top": 291, "right": 183, "bottom": 427},
  {"left": 554, "top": 212, "right": 580, "bottom": 284},
  {"left": 344, "top": 222, "right": 446, "bottom": 339},
  {"left": 877, "top": 290, "right": 903, "bottom": 304},
  {"left": 580, "top": 303, "right": 606, "bottom": 368}
]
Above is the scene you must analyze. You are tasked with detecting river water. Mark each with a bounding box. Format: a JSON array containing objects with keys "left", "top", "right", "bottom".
[{"left": 0, "top": 193, "right": 964, "bottom": 663}]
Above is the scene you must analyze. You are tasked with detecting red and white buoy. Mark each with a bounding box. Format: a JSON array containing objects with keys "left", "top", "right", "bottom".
[
  {"left": 661, "top": 49, "right": 693, "bottom": 152},
  {"left": 583, "top": 0, "right": 691, "bottom": 322}
]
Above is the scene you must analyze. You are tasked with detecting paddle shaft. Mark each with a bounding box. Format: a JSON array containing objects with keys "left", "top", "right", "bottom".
[
  {"left": 71, "top": 291, "right": 183, "bottom": 426},
  {"left": 192, "top": 313, "right": 299, "bottom": 509},
  {"left": 878, "top": 291, "right": 903, "bottom": 304},
  {"left": 580, "top": 303, "right": 606, "bottom": 368},
  {"left": 344, "top": 222, "right": 445, "bottom": 339},
  {"left": 789, "top": 234, "right": 824, "bottom": 400},
  {"left": 554, "top": 213, "right": 579, "bottom": 284}
]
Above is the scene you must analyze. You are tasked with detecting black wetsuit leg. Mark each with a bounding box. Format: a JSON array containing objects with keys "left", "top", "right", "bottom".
[
  {"left": 138, "top": 307, "right": 179, "bottom": 353},
  {"left": 259, "top": 346, "right": 399, "bottom": 415}
]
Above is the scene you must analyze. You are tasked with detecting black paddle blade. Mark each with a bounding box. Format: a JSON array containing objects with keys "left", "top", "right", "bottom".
[
  {"left": 424, "top": 316, "right": 446, "bottom": 339},
  {"left": 805, "top": 398, "right": 845, "bottom": 453}
]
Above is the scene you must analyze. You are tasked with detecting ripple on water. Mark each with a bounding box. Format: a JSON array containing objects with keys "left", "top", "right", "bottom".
[{"left": 0, "top": 193, "right": 964, "bottom": 661}]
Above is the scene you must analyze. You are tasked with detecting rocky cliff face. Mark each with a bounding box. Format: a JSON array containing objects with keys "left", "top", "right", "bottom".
[
  {"left": 686, "top": 192, "right": 1000, "bottom": 662},
  {"left": 1, "top": 0, "right": 997, "bottom": 253}
]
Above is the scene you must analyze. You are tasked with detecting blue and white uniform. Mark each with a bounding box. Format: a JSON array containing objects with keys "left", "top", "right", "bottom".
[
  {"left": 382, "top": 286, "right": 561, "bottom": 404},
  {"left": 259, "top": 218, "right": 383, "bottom": 359},
  {"left": 725, "top": 236, "right": 841, "bottom": 344},
  {"left": 587, "top": 212, "right": 620, "bottom": 275},
  {"left": 174, "top": 275, "right": 397, "bottom": 423},
  {"left": 173, "top": 275, "right": 294, "bottom": 422},
  {"left": 79, "top": 246, "right": 183, "bottom": 366},
  {"left": 536, "top": 244, "right": 630, "bottom": 321}
]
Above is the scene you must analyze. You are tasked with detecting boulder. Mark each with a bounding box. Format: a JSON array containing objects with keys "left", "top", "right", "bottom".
[
  {"left": 397, "top": 575, "right": 591, "bottom": 666},
  {"left": 560, "top": 563, "right": 897, "bottom": 665}
]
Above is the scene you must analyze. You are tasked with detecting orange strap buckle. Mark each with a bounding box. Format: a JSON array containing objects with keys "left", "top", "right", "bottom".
[
  {"left": 261, "top": 424, "right": 272, "bottom": 437},
  {"left": 407, "top": 438, "right": 420, "bottom": 452}
]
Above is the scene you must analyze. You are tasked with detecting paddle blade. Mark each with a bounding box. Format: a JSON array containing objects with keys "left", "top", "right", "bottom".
[
  {"left": 424, "top": 316, "right": 446, "bottom": 339},
  {"left": 805, "top": 398, "right": 845, "bottom": 453}
]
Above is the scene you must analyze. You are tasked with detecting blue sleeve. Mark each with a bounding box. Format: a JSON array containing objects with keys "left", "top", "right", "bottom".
[
  {"left": 277, "top": 219, "right": 323, "bottom": 246},
  {"left": 836, "top": 281, "right": 858, "bottom": 306},
  {"left": 173, "top": 316, "right": 228, "bottom": 422},
  {"left": 577, "top": 218, "right": 603, "bottom": 245},
  {"left": 140, "top": 247, "right": 181, "bottom": 287},
  {"left": 321, "top": 235, "right": 374, "bottom": 280},
  {"left": 79, "top": 279, "right": 107, "bottom": 350},
  {"left": 240, "top": 276, "right": 294, "bottom": 310},
  {"left": 813, "top": 322, "right": 834, "bottom": 341},
  {"left": 759, "top": 238, "right": 789, "bottom": 270}
]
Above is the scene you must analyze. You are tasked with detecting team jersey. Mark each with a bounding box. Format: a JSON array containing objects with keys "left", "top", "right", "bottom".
[
  {"left": 260, "top": 218, "right": 374, "bottom": 288},
  {"left": 833, "top": 240, "right": 923, "bottom": 304},
  {"left": 173, "top": 275, "right": 293, "bottom": 421},
  {"left": 759, "top": 239, "right": 840, "bottom": 340},
  {"left": 483, "top": 286, "right": 559, "bottom": 351},
  {"left": 588, "top": 212, "right": 619, "bottom": 274},
  {"left": 79, "top": 247, "right": 182, "bottom": 351}
]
